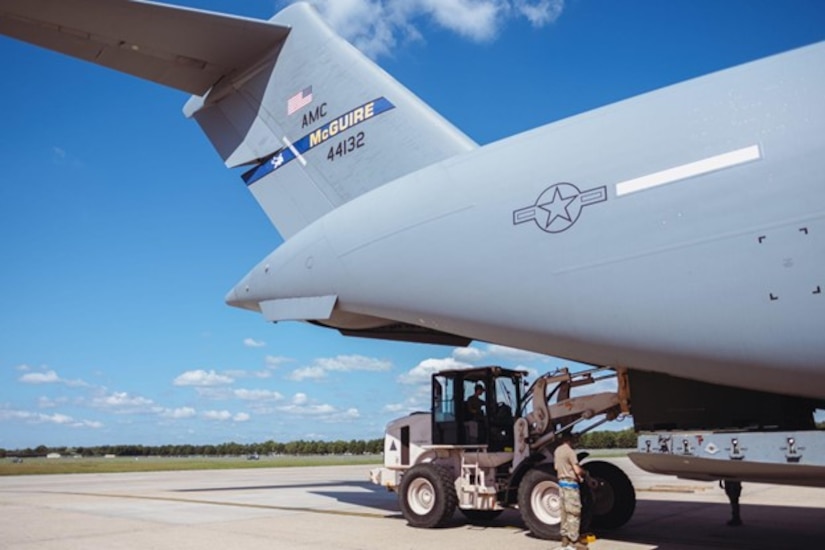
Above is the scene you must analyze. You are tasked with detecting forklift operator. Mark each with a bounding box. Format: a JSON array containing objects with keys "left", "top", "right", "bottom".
[{"left": 465, "top": 383, "right": 486, "bottom": 420}]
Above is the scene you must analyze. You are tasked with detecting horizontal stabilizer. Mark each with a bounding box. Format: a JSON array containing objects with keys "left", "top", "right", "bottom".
[{"left": 0, "top": 0, "right": 289, "bottom": 95}]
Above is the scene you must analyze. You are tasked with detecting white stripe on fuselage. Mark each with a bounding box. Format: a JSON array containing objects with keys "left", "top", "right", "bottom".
[{"left": 615, "top": 144, "right": 761, "bottom": 196}]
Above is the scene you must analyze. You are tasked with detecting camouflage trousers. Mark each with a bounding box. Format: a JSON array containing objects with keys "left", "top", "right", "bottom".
[{"left": 559, "top": 485, "right": 581, "bottom": 542}]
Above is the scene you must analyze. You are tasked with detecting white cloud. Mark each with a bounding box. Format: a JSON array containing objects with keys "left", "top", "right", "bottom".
[
  {"left": 418, "top": 0, "right": 504, "bottom": 41},
  {"left": 37, "top": 396, "right": 68, "bottom": 409},
  {"left": 47, "top": 412, "right": 73, "bottom": 425},
  {"left": 201, "top": 410, "right": 252, "bottom": 422},
  {"left": 224, "top": 368, "right": 272, "bottom": 380},
  {"left": 288, "top": 354, "right": 392, "bottom": 381},
  {"left": 452, "top": 347, "right": 486, "bottom": 362},
  {"left": 233, "top": 388, "right": 284, "bottom": 402},
  {"left": 173, "top": 369, "right": 234, "bottom": 387},
  {"left": 398, "top": 357, "right": 473, "bottom": 385},
  {"left": 79, "top": 419, "right": 104, "bottom": 429},
  {"left": 19, "top": 370, "right": 60, "bottom": 384},
  {"left": 396, "top": 343, "right": 556, "bottom": 389},
  {"left": 453, "top": 343, "right": 549, "bottom": 364},
  {"left": 90, "top": 391, "right": 154, "bottom": 410},
  {"left": 160, "top": 407, "right": 197, "bottom": 419},
  {"left": 303, "top": 0, "right": 565, "bottom": 58},
  {"left": 288, "top": 366, "right": 327, "bottom": 382},
  {"left": 18, "top": 368, "right": 88, "bottom": 387},
  {"left": 278, "top": 403, "right": 336, "bottom": 416},
  {"left": 244, "top": 337, "right": 266, "bottom": 348},
  {"left": 317, "top": 355, "right": 392, "bottom": 372},
  {"left": 485, "top": 344, "right": 550, "bottom": 363},
  {"left": 0, "top": 408, "right": 102, "bottom": 429},
  {"left": 193, "top": 387, "right": 232, "bottom": 400},
  {"left": 276, "top": 393, "right": 356, "bottom": 420},
  {"left": 383, "top": 394, "right": 429, "bottom": 414},
  {"left": 265, "top": 355, "right": 292, "bottom": 368},
  {"left": 202, "top": 410, "right": 232, "bottom": 421},
  {"left": 514, "top": 0, "right": 564, "bottom": 26},
  {"left": 191, "top": 386, "right": 284, "bottom": 403},
  {"left": 579, "top": 375, "right": 618, "bottom": 396}
]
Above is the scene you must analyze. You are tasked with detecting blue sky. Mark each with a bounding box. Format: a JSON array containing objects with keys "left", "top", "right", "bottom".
[{"left": 2, "top": 0, "right": 824, "bottom": 449}]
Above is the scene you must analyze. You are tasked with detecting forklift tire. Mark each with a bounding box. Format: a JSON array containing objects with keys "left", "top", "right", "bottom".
[
  {"left": 399, "top": 463, "right": 457, "bottom": 528},
  {"left": 517, "top": 466, "right": 562, "bottom": 540},
  {"left": 583, "top": 460, "right": 636, "bottom": 529},
  {"left": 460, "top": 509, "right": 504, "bottom": 524}
]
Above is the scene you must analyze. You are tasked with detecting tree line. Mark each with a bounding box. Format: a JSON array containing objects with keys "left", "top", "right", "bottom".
[
  {"left": 0, "top": 439, "right": 384, "bottom": 459},
  {"left": 1, "top": 429, "right": 642, "bottom": 459},
  {"left": 8, "top": 424, "right": 824, "bottom": 459},
  {"left": 578, "top": 428, "right": 637, "bottom": 449}
]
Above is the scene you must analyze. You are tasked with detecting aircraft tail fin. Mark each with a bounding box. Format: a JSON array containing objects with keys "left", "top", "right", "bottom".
[
  {"left": 185, "top": 3, "right": 477, "bottom": 239},
  {"left": 0, "top": 0, "right": 476, "bottom": 240}
]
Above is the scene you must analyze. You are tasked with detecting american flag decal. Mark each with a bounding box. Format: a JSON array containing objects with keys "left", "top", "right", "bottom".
[{"left": 287, "top": 86, "right": 313, "bottom": 115}]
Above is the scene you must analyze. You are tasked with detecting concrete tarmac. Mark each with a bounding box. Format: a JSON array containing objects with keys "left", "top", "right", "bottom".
[{"left": 1, "top": 457, "right": 824, "bottom": 549}]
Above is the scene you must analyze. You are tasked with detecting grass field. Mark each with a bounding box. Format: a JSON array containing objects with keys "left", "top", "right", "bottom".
[
  {"left": 1, "top": 449, "right": 630, "bottom": 476},
  {"left": 0, "top": 454, "right": 383, "bottom": 476}
]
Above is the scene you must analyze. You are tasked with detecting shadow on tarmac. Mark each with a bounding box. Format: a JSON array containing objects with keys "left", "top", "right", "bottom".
[
  {"left": 316, "top": 489, "right": 825, "bottom": 549},
  {"left": 600, "top": 499, "right": 825, "bottom": 549},
  {"left": 177, "top": 480, "right": 401, "bottom": 514},
  {"left": 176, "top": 480, "right": 824, "bottom": 549},
  {"left": 300, "top": 483, "right": 824, "bottom": 548}
]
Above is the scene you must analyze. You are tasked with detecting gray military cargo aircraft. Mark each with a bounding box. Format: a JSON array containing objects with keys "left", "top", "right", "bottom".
[{"left": 2, "top": 0, "right": 824, "bottom": 525}]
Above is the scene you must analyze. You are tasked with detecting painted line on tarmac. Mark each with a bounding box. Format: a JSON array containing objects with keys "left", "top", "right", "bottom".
[
  {"left": 50, "top": 491, "right": 393, "bottom": 519},
  {"left": 640, "top": 484, "right": 712, "bottom": 494}
]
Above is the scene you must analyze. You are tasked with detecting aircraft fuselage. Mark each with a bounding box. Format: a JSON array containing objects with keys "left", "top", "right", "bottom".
[{"left": 228, "top": 41, "right": 825, "bottom": 399}]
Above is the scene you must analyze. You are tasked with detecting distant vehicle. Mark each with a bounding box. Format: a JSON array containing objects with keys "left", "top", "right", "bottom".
[{"left": 247, "top": 453, "right": 260, "bottom": 461}]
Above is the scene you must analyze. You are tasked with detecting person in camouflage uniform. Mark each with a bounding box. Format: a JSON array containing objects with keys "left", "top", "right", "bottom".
[{"left": 554, "top": 432, "right": 586, "bottom": 550}]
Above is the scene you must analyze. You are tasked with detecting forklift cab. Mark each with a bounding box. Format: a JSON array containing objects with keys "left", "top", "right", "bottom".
[{"left": 431, "top": 366, "right": 526, "bottom": 451}]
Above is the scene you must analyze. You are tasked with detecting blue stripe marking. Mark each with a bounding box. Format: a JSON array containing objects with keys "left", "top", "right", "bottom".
[{"left": 242, "top": 97, "right": 395, "bottom": 186}]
